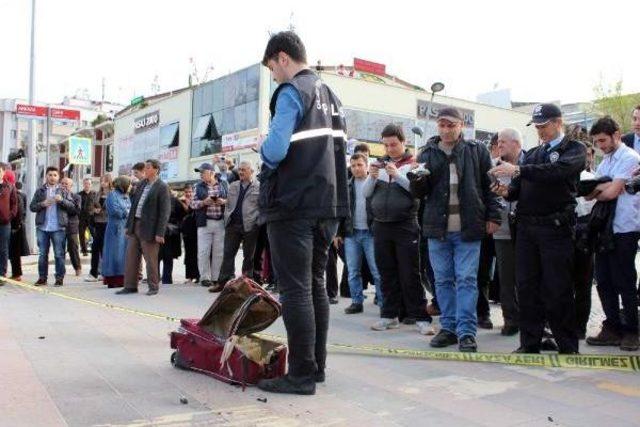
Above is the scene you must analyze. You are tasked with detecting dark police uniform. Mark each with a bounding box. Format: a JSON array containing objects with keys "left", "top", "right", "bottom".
[
  {"left": 505, "top": 135, "right": 586, "bottom": 353},
  {"left": 259, "top": 69, "right": 349, "bottom": 378}
]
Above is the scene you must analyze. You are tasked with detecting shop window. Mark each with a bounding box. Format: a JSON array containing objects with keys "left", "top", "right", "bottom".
[
  {"left": 160, "top": 122, "right": 180, "bottom": 148},
  {"left": 193, "top": 114, "right": 213, "bottom": 140}
]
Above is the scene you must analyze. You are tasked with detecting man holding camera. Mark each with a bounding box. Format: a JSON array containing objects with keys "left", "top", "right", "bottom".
[
  {"left": 365, "top": 124, "right": 433, "bottom": 335},
  {"left": 491, "top": 104, "right": 585, "bottom": 354},
  {"left": 585, "top": 117, "right": 640, "bottom": 351},
  {"left": 190, "top": 162, "right": 228, "bottom": 292},
  {"left": 411, "top": 108, "right": 501, "bottom": 352}
]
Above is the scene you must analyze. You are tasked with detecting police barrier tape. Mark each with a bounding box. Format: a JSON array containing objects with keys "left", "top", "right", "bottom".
[{"left": 3, "top": 278, "right": 639, "bottom": 373}]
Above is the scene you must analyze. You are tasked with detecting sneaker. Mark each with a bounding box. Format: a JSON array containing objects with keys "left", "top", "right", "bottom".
[
  {"left": 429, "top": 330, "right": 458, "bottom": 348},
  {"left": 34, "top": 278, "right": 47, "bottom": 286},
  {"left": 586, "top": 324, "right": 622, "bottom": 347},
  {"left": 620, "top": 333, "right": 640, "bottom": 351},
  {"left": 84, "top": 275, "right": 99, "bottom": 282},
  {"left": 329, "top": 297, "right": 339, "bottom": 305},
  {"left": 257, "top": 374, "right": 315, "bottom": 395},
  {"left": 459, "top": 335, "right": 478, "bottom": 353},
  {"left": 53, "top": 278, "right": 63, "bottom": 287},
  {"left": 344, "top": 303, "right": 363, "bottom": 314},
  {"left": 371, "top": 318, "right": 400, "bottom": 331},
  {"left": 416, "top": 321, "right": 436, "bottom": 336},
  {"left": 501, "top": 325, "right": 519, "bottom": 336},
  {"left": 146, "top": 289, "right": 159, "bottom": 296},
  {"left": 477, "top": 315, "right": 494, "bottom": 330}
]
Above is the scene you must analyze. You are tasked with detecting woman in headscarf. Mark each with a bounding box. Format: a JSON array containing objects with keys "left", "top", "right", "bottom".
[{"left": 101, "top": 176, "right": 131, "bottom": 288}]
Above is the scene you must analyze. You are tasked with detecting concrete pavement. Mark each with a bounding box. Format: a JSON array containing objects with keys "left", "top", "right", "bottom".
[{"left": 1, "top": 252, "right": 639, "bottom": 426}]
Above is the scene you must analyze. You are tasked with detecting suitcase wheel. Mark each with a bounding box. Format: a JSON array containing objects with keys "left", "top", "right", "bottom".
[{"left": 171, "top": 351, "right": 189, "bottom": 370}]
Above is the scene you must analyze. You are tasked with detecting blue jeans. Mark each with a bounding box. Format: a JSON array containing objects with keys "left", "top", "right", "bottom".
[
  {"left": 344, "top": 229, "right": 382, "bottom": 305},
  {"left": 37, "top": 229, "right": 66, "bottom": 279},
  {"left": 428, "top": 232, "right": 481, "bottom": 337},
  {"left": 0, "top": 224, "right": 10, "bottom": 277}
]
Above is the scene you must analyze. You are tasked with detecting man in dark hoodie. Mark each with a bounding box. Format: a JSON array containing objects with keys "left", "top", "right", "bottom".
[
  {"left": 411, "top": 107, "right": 501, "bottom": 353},
  {"left": 365, "top": 124, "right": 434, "bottom": 336}
]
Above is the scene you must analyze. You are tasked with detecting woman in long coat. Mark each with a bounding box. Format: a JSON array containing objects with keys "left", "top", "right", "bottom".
[
  {"left": 158, "top": 191, "right": 187, "bottom": 285},
  {"left": 102, "top": 176, "right": 131, "bottom": 288}
]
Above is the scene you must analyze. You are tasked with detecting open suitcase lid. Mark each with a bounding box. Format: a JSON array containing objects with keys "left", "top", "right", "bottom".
[{"left": 198, "top": 277, "right": 281, "bottom": 338}]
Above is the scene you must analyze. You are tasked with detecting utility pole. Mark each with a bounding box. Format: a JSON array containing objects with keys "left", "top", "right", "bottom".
[{"left": 25, "top": 0, "right": 37, "bottom": 251}]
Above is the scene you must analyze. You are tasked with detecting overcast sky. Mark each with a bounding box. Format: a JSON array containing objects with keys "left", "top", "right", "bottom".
[{"left": 1, "top": 0, "right": 638, "bottom": 107}]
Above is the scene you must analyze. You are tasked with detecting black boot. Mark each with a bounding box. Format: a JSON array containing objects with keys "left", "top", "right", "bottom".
[{"left": 257, "top": 374, "right": 316, "bottom": 395}]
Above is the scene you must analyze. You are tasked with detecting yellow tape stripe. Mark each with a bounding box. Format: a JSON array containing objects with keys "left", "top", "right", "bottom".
[{"left": 3, "top": 278, "right": 639, "bottom": 373}]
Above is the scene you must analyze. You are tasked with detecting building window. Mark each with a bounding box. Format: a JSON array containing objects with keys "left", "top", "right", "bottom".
[
  {"left": 160, "top": 122, "right": 179, "bottom": 148},
  {"left": 191, "top": 64, "right": 260, "bottom": 157}
]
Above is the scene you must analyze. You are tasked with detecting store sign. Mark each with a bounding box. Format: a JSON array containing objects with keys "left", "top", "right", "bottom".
[
  {"left": 353, "top": 58, "right": 386, "bottom": 76},
  {"left": 15, "top": 104, "right": 48, "bottom": 120},
  {"left": 68, "top": 136, "right": 92, "bottom": 165},
  {"left": 417, "top": 100, "right": 475, "bottom": 127},
  {"left": 221, "top": 129, "right": 259, "bottom": 152},
  {"left": 134, "top": 111, "right": 160, "bottom": 133},
  {"left": 50, "top": 108, "right": 80, "bottom": 122}
]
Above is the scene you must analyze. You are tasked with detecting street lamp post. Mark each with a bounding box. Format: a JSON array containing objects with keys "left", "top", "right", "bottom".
[{"left": 25, "top": 0, "right": 38, "bottom": 251}]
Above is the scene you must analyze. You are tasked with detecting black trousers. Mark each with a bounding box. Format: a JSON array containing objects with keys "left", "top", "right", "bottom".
[
  {"left": 573, "top": 246, "right": 594, "bottom": 336},
  {"left": 325, "top": 243, "right": 347, "bottom": 299},
  {"left": 89, "top": 222, "right": 106, "bottom": 278},
  {"left": 78, "top": 218, "right": 91, "bottom": 255},
  {"left": 594, "top": 232, "right": 640, "bottom": 334},
  {"left": 66, "top": 232, "right": 81, "bottom": 271},
  {"left": 219, "top": 223, "right": 259, "bottom": 282},
  {"left": 516, "top": 222, "right": 578, "bottom": 353},
  {"left": 477, "top": 236, "right": 495, "bottom": 317},
  {"left": 373, "top": 220, "right": 428, "bottom": 321},
  {"left": 267, "top": 218, "right": 338, "bottom": 378}
]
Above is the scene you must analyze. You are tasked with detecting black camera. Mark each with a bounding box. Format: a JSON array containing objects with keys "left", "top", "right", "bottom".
[
  {"left": 407, "top": 168, "right": 431, "bottom": 181},
  {"left": 625, "top": 176, "right": 640, "bottom": 195}
]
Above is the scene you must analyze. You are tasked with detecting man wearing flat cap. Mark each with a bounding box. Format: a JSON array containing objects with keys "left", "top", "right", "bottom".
[
  {"left": 411, "top": 106, "right": 502, "bottom": 353},
  {"left": 490, "top": 103, "right": 586, "bottom": 354},
  {"left": 190, "top": 162, "right": 228, "bottom": 292}
]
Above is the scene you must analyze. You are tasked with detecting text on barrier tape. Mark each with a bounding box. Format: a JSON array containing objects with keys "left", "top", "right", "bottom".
[{"left": 3, "top": 278, "right": 639, "bottom": 373}]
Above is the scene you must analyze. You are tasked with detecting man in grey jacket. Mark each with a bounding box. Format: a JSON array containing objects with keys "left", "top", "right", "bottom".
[
  {"left": 29, "top": 166, "right": 77, "bottom": 287},
  {"left": 218, "top": 161, "right": 260, "bottom": 287},
  {"left": 117, "top": 159, "right": 171, "bottom": 296}
]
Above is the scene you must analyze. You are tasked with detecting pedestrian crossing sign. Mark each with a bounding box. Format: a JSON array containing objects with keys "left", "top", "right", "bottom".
[{"left": 69, "top": 136, "right": 92, "bottom": 165}]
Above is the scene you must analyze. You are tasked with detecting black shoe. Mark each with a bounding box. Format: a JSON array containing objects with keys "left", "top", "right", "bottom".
[
  {"left": 256, "top": 374, "right": 315, "bottom": 395},
  {"left": 541, "top": 338, "right": 559, "bottom": 352},
  {"left": 512, "top": 346, "right": 540, "bottom": 354},
  {"left": 53, "top": 278, "right": 63, "bottom": 287},
  {"left": 620, "top": 333, "right": 640, "bottom": 351},
  {"left": 586, "top": 324, "right": 622, "bottom": 347},
  {"left": 200, "top": 280, "right": 211, "bottom": 288},
  {"left": 115, "top": 288, "right": 138, "bottom": 295},
  {"left": 344, "top": 303, "right": 363, "bottom": 314},
  {"left": 146, "top": 289, "right": 158, "bottom": 296},
  {"left": 477, "top": 315, "right": 494, "bottom": 330},
  {"left": 430, "top": 330, "right": 458, "bottom": 348},
  {"left": 501, "top": 325, "right": 519, "bottom": 336},
  {"left": 459, "top": 335, "right": 478, "bottom": 353},
  {"left": 315, "top": 370, "right": 325, "bottom": 383},
  {"left": 34, "top": 278, "right": 47, "bottom": 286},
  {"left": 329, "top": 297, "right": 339, "bottom": 305},
  {"left": 402, "top": 317, "right": 416, "bottom": 325}
]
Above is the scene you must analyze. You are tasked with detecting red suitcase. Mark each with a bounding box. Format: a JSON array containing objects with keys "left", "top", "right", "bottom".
[{"left": 169, "top": 277, "right": 287, "bottom": 387}]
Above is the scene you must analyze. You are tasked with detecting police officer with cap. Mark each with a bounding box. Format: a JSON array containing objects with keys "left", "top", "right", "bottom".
[{"left": 490, "top": 103, "right": 586, "bottom": 354}]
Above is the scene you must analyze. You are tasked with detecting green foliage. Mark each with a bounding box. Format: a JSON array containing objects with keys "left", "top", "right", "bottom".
[{"left": 593, "top": 77, "right": 640, "bottom": 132}]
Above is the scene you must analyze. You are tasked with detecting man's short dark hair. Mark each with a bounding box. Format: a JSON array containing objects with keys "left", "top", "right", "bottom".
[
  {"left": 634, "top": 105, "right": 640, "bottom": 113},
  {"left": 381, "top": 124, "right": 405, "bottom": 142},
  {"left": 262, "top": 31, "right": 307, "bottom": 66},
  {"left": 354, "top": 143, "right": 370, "bottom": 154},
  {"left": 350, "top": 153, "right": 368, "bottom": 163},
  {"left": 46, "top": 166, "right": 59, "bottom": 174},
  {"left": 146, "top": 159, "right": 161, "bottom": 170},
  {"left": 132, "top": 162, "right": 145, "bottom": 172},
  {"left": 589, "top": 116, "right": 620, "bottom": 137}
]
